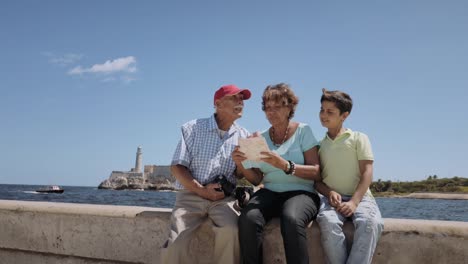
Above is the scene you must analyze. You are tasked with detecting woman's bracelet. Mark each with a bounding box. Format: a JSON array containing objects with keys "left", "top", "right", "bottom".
[
  {"left": 284, "top": 161, "right": 290, "bottom": 173},
  {"left": 286, "top": 160, "right": 296, "bottom": 175},
  {"left": 290, "top": 161, "right": 296, "bottom": 175}
]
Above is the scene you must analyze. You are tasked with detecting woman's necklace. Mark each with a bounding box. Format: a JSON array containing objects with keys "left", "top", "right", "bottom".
[{"left": 270, "top": 123, "right": 290, "bottom": 147}]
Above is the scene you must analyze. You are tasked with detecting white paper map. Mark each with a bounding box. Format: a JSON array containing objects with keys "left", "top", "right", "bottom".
[{"left": 238, "top": 137, "right": 270, "bottom": 162}]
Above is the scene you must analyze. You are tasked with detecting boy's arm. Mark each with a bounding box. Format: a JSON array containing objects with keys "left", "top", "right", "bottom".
[
  {"left": 351, "top": 160, "right": 373, "bottom": 205},
  {"left": 337, "top": 160, "right": 373, "bottom": 216},
  {"left": 315, "top": 180, "right": 342, "bottom": 208}
]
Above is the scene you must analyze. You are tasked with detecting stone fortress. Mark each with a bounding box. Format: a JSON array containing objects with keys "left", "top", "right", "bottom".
[{"left": 98, "top": 146, "right": 176, "bottom": 190}]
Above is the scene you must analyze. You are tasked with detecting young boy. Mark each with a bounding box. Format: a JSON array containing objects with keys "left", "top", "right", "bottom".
[{"left": 315, "top": 89, "right": 384, "bottom": 264}]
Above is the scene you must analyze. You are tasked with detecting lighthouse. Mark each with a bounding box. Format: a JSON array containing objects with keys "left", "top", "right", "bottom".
[{"left": 135, "top": 146, "right": 143, "bottom": 173}]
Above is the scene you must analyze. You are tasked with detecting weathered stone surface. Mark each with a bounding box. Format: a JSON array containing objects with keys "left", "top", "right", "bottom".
[
  {"left": 0, "top": 200, "right": 171, "bottom": 264},
  {"left": 1, "top": 200, "right": 467, "bottom": 264},
  {"left": 113, "top": 176, "right": 129, "bottom": 190},
  {"left": 97, "top": 179, "right": 112, "bottom": 189}
]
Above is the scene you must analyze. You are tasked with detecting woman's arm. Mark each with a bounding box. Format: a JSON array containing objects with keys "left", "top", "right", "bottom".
[
  {"left": 260, "top": 146, "right": 321, "bottom": 181},
  {"left": 293, "top": 146, "right": 321, "bottom": 180},
  {"left": 232, "top": 146, "right": 264, "bottom": 186},
  {"left": 237, "top": 166, "right": 264, "bottom": 186}
]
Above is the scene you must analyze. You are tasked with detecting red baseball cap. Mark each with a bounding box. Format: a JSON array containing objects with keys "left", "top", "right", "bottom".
[{"left": 214, "top": 84, "right": 252, "bottom": 104}]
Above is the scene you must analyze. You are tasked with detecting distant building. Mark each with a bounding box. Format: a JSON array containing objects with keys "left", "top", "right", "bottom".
[{"left": 98, "top": 146, "right": 175, "bottom": 190}]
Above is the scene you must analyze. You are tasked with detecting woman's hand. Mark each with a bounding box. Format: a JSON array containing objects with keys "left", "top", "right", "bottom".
[
  {"left": 232, "top": 146, "right": 247, "bottom": 167},
  {"left": 233, "top": 145, "right": 264, "bottom": 185},
  {"left": 260, "top": 151, "right": 288, "bottom": 171},
  {"left": 248, "top": 131, "right": 262, "bottom": 138}
]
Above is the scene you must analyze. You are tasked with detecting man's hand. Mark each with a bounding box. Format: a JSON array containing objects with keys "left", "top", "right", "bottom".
[
  {"left": 197, "top": 183, "right": 225, "bottom": 201},
  {"left": 337, "top": 200, "right": 357, "bottom": 217},
  {"left": 328, "top": 190, "right": 342, "bottom": 208}
]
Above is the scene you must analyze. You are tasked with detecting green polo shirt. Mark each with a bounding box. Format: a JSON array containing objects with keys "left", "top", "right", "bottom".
[{"left": 319, "top": 129, "right": 373, "bottom": 196}]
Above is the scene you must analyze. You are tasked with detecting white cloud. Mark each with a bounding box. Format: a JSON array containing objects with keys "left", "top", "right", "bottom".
[
  {"left": 100, "top": 75, "right": 136, "bottom": 84},
  {"left": 42, "top": 52, "right": 83, "bottom": 66},
  {"left": 101, "top": 77, "right": 117, "bottom": 83},
  {"left": 121, "top": 76, "right": 137, "bottom": 84},
  {"left": 68, "top": 56, "right": 137, "bottom": 75}
]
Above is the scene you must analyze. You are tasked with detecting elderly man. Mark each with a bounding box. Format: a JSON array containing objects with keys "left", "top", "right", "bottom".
[{"left": 161, "top": 84, "right": 251, "bottom": 264}]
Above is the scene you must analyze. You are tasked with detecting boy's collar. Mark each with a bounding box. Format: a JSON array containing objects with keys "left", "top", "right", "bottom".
[{"left": 324, "top": 128, "right": 353, "bottom": 140}]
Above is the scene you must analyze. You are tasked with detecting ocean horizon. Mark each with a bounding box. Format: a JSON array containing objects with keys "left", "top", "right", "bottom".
[{"left": 1, "top": 184, "right": 467, "bottom": 222}]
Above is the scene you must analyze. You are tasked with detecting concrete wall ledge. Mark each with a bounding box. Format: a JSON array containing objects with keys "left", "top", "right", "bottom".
[{"left": 0, "top": 200, "right": 467, "bottom": 264}]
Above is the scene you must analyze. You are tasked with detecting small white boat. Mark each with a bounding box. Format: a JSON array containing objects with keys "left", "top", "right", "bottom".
[{"left": 36, "top": 185, "right": 64, "bottom": 194}]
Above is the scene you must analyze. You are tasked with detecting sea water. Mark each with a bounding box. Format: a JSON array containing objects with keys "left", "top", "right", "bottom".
[{"left": 0, "top": 184, "right": 467, "bottom": 222}]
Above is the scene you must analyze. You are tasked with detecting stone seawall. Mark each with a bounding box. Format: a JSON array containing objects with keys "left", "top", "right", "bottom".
[{"left": 0, "top": 200, "right": 467, "bottom": 264}]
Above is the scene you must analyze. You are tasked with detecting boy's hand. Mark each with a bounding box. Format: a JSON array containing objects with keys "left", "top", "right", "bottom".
[
  {"left": 328, "top": 191, "right": 342, "bottom": 208},
  {"left": 337, "top": 201, "right": 357, "bottom": 217}
]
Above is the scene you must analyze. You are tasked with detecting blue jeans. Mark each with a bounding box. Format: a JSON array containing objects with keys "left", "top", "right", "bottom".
[
  {"left": 238, "top": 188, "right": 320, "bottom": 264},
  {"left": 316, "top": 193, "right": 384, "bottom": 264}
]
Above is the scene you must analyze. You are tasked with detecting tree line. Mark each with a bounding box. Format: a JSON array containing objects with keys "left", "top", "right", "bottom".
[
  {"left": 370, "top": 176, "right": 468, "bottom": 195},
  {"left": 237, "top": 176, "right": 468, "bottom": 195}
]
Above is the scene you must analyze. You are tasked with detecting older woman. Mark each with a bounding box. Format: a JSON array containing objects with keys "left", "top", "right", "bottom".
[{"left": 232, "top": 83, "right": 321, "bottom": 264}]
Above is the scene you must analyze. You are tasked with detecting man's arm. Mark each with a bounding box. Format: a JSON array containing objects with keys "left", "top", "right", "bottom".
[{"left": 171, "top": 164, "right": 225, "bottom": 201}]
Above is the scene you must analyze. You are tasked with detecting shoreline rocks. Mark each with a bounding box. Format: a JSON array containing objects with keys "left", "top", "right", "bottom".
[
  {"left": 405, "top": 192, "right": 468, "bottom": 200},
  {"left": 98, "top": 165, "right": 177, "bottom": 191},
  {"left": 375, "top": 192, "right": 468, "bottom": 200}
]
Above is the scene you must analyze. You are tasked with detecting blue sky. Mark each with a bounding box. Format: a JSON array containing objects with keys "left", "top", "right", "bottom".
[{"left": 1, "top": 0, "right": 467, "bottom": 186}]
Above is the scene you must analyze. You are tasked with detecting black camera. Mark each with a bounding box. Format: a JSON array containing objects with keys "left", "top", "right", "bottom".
[
  {"left": 212, "top": 175, "right": 236, "bottom": 196},
  {"left": 233, "top": 186, "right": 254, "bottom": 211}
]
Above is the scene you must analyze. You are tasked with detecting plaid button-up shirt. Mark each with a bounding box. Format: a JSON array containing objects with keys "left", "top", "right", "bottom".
[{"left": 171, "top": 114, "right": 250, "bottom": 189}]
